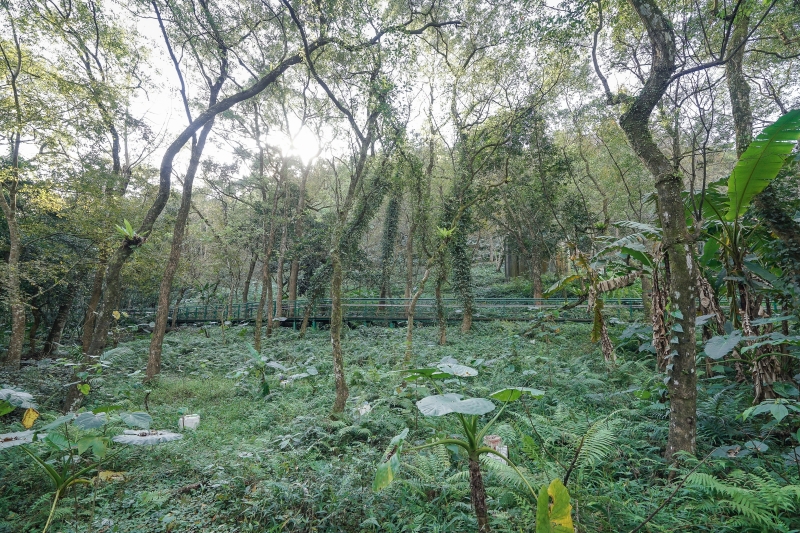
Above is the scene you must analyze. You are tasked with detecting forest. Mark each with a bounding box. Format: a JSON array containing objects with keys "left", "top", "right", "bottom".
[{"left": 1, "top": 0, "right": 800, "bottom": 531}]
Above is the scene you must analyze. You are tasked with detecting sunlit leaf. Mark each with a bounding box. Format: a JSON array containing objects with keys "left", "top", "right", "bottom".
[
  {"left": 490, "top": 387, "right": 545, "bottom": 402},
  {"left": 22, "top": 408, "right": 40, "bottom": 429},
  {"left": 536, "top": 478, "right": 573, "bottom": 532},
  {"left": 416, "top": 394, "right": 495, "bottom": 416}
]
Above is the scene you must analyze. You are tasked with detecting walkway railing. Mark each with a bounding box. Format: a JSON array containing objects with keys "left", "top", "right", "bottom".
[{"left": 122, "top": 297, "right": 644, "bottom": 325}]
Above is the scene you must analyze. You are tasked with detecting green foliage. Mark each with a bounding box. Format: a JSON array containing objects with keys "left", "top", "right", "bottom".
[
  {"left": 4, "top": 320, "right": 800, "bottom": 532},
  {"left": 726, "top": 110, "right": 800, "bottom": 221},
  {"left": 687, "top": 470, "right": 800, "bottom": 531},
  {"left": 536, "top": 479, "right": 573, "bottom": 533}
]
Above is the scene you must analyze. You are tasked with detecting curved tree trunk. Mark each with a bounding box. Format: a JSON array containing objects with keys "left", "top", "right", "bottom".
[
  {"left": 614, "top": 0, "right": 697, "bottom": 459},
  {"left": 147, "top": 120, "right": 214, "bottom": 381}
]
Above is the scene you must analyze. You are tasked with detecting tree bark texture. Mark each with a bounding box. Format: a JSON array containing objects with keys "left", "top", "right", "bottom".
[
  {"left": 243, "top": 253, "right": 257, "bottom": 306},
  {"left": 330, "top": 251, "right": 349, "bottom": 413},
  {"left": 171, "top": 287, "right": 188, "bottom": 329},
  {"left": 288, "top": 163, "right": 310, "bottom": 314},
  {"left": 468, "top": 454, "right": 490, "bottom": 533},
  {"left": 379, "top": 192, "right": 401, "bottom": 307},
  {"left": 147, "top": 120, "right": 214, "bottom": 380},
  {"left": 275, "top": 192, "right": 290, "bottom": 320},
  {"left": 42, "top": 283, "right": 77, "bottom": 358},
  {"left": 618, "top": 0, "right": 697, "bottom": 459},
  {"left": 81, "top": 262, "right": 106, "bottom": 354}
]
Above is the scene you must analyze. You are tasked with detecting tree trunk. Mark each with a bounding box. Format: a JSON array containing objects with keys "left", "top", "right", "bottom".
[
  {"left": 275, "top": 193, "right": 290, "bottom": 321},
  {"left": 436, "top": 264, "right": 447, "bottom": 346},
  {"left": 330, "top": 251, "right": 349, "bottom": 414},
  {"left": 404, "top": 222, "right": 416, "bottom": 316},
  {"left": 243, "top": 253, "right": 257, "bottom": 306},
  {"left": 147, "top": 120, "right": 214, "bottom": 381},
  {"left": 42, "top": 283, "right": 77, "bottom": 358},
  {"left": 81, "top": 262, "right": 106, "bottom": 354},
  {"left": 726, "top": 13, "right": 752, "bottom": 159},
  {"left": 468, "top": 453, "right": 490, "bottom": 533},
  {"left": 288, "top": 163, "right": 310, "bottom": 315},
  {"left": 451, "top": 222, "right": 474, "bottom": 333},
  {"left": 641, "top": 272, "right": 653, "bottom": 322},
  {"left": 615, "top": 0, "right": 697, "bottom": 459},
  {"left": 405, "top": 267, "right": 432, "bottom": 363},
  {"left": 379, "top": 193, "right": 401, "bottom": 309},
  {"left": 27, "top": 306, "right": 42, "bottom": 356},
  {"left": 171, "top": 287, "right": 187, "bottom": 329},
  {"left": 529, "top": 255, "right": 543, "bottom": 299}
]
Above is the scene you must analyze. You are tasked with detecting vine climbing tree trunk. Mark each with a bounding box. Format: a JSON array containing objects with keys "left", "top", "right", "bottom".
[
  {"left": 605, "top": 0, "right": 698, "bottom": 459},
  {"left": 379, "top": 192, "right": 401, "bottom": 310}
]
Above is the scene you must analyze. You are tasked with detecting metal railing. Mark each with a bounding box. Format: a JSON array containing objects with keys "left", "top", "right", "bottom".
[{"left": 122, "top": 296, "right": 644, "bottom": 325}]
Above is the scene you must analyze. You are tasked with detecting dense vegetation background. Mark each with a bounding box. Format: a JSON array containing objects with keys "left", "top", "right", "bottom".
[{"left": 2, "top": 0, "right": 800, "bottom": 531}]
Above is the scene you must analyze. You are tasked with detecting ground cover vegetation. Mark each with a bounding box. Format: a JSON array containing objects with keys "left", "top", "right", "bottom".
[{"left": 2, "top": 0, "right": 800, "bottom": 531}]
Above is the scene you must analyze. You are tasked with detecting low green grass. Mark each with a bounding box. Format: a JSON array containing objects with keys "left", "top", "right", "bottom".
[{"left": 2, "top": 319, "right": 798, "bottom": 532}]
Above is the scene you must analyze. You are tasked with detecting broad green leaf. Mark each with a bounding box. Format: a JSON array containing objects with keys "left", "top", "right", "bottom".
[
  {"left": 416, "top": 394, "right": 495, "bottom": 417},
  {"left": 121, "top": 412, "right": 152, "bottom": 429},
  {"left": 436, "top": 363, "right": 478, "bottom": 377},
  {"left": 41, "top": 414, "right": 76, "bottom": 431},
  {"left": 44, "top": 433, "right": 70, "bottom": 451},
  {"left": 710, "top": 445, "right": 751, "bottom": 458},
  {"left": 403, "top": 368, "right": 453, "bottom": 381},
  {"left": 769, "top": 403, "right": 789, "bottom": 422},
  {"left": 619, "top": 245, "right": 654, "bottom": 268},
  {"left": 0, "top": 401, "right": 14, "bottom": 417},
  {"left": 490, "top": 387, "right": 545, "bottom": 402},
  {"left": 373, "top": 429, "right": 408, "bottom": 491},
  {"left": 0, "top": 388, "right": 36, "bottom": 408},
  {"left": 726, "top": 109, "right": 800, "bottom": 220},
  {"left": 74, "top": 412, "right": 107, "bottom": 430},
  {"left": 536, "top": 478, "right": 573, "bottom": 533},
  {"left": 544, "top": 274, "right": 582, "bottom": 297},
  {"left": 92, "top": 405, "right": 123, "bottom": 414},
  {"left": 695, "top": 314, "right": 716, "bottom": 326},
  {"left": 704, "top": 331, "right": 742, "bottom": 360},
  {"left": 744, "top": 440, "right": 768, "bottom": 452},
  {"left": 77, "top": 436, "right": 110, "bottom": 458}
]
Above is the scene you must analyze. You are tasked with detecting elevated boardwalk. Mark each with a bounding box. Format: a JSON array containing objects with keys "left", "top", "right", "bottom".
[{"left": 122, "top": 297, "right": 644, "bottom": 328}]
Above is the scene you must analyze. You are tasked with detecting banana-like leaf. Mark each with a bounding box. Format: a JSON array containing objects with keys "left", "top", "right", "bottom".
[
  {"left": 612, "top": 220, "right": 661, "bottom": 237},
  {"left": 726, "top": 109, "right": 800, "bottom": 221},
  {"left": 695, "top": 179, "right": 729, "bottom": 222},
  {"left": 544, "top": 274, "right": 582, "bottom": 297}
]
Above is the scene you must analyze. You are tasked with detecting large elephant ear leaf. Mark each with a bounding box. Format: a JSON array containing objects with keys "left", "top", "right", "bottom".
[
  {"left": 726, "top": 109, "right": 800, "bottom": 221},
  {"left": 416, "top": 394, "right": 495, "bottom": 416}
]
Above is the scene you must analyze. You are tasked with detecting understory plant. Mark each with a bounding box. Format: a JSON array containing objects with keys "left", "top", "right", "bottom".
[{"left": 373, "top": 359, "right": 572, "bottom": 533}]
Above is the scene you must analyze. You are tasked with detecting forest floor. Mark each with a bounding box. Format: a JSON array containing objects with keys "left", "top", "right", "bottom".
[{"left": 1, "top": 316, "right": 798, "bottom": 532}]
